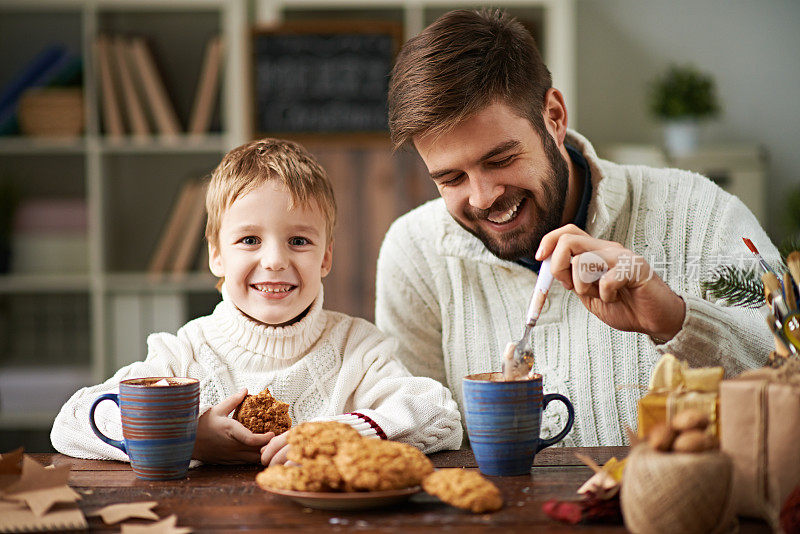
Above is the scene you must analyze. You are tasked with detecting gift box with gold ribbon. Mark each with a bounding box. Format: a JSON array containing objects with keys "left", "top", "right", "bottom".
[{"left": 636, "top": 354, "right": 723, "bottom": 439}]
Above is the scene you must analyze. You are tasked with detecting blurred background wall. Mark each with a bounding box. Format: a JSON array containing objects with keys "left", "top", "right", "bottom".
[{"left": 576, "top": 0, "right": 800, "bottom": 240}]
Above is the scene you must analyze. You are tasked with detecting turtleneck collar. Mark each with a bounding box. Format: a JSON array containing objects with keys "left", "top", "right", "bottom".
[{"left": 212, "top": 284, "right": 327, "bottom": 360}]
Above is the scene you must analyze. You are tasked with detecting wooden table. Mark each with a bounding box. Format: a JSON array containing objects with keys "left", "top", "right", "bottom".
[{"left": 33, "top": 447, "right": 769, "bottom": 533}]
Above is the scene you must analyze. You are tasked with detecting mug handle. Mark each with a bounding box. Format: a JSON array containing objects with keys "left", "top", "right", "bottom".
[
  {"left": 536, "top": 393, "right": 575, "bottom": 452},
  {"left": 89, "top": 393, "right": 126, "bottom": 454}
]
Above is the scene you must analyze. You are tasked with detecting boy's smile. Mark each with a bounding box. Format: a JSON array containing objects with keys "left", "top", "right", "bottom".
[{"left": 209, "top": 181, "right": 332, "bottom": 327}]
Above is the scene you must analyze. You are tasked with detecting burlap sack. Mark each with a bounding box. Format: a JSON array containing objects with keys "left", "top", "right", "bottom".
[
  {"left": 621, "top": 445, "right": 734, "bottom": 534},
  {"left": 720, "top": 361, "right": 800, "bottom": 524}
]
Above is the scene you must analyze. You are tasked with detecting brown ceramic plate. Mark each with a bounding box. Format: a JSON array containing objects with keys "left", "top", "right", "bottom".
[{"left": 262, "top": 486, "right": 421, "bottom": 511}]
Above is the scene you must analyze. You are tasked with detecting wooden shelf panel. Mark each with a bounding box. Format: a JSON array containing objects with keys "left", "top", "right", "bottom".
[
  {"left": 0, "top": 137, "right": 87, "bottom": 155},
  {"left": 104, "top": 272, "right": 217, "bottom": 293},
  {"left": 0, "top": 274, "right": 91, "bottom": 293}
]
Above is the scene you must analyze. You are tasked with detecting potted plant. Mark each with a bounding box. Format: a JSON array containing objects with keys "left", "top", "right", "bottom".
[{"left": 649, "top": 64, "right": 720, "bottom": 157}]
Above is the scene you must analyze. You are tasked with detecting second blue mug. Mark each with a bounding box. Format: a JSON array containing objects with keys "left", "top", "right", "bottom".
[{"left": 463, "top": 372, "right": 575, "bottom": 476}]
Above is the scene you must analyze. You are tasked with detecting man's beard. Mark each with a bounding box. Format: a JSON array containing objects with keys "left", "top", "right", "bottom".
[{"left": 459, "top": 134, "right": 569, "bottom": 261}]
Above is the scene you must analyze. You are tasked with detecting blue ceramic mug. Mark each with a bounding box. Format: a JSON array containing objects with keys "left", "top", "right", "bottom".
[
  {"left": 89, "top": 377, "right": 199, "bottom": 480},
  {"left": 463, "top": 372, "right": 575, "bottom": 476}
]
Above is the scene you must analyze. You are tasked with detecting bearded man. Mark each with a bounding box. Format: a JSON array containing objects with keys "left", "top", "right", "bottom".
[{"left": 375, "top": 9, "right": 779, "bottom": 446}]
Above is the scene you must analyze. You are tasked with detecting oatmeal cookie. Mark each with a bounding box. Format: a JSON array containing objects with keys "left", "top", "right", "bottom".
[
  {"left": 333, "top": 439, "right": 434, "bottom": 491},
  {"left": 233, "top": 388, "right": 292, "bottom": 435},
  {"left": 286, "top": 421, "right": 361, "bottom": 463},
  {"left": 255, "top": 465, "right": 327, "bottom": 492},
  {"left": 422, "top": 468, "right": 503, "bottom": 513}
]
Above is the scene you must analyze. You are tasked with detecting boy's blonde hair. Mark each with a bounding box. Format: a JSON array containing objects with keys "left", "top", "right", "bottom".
[{"left": 205, "top": 138, "right": 336, "bottom": 249}]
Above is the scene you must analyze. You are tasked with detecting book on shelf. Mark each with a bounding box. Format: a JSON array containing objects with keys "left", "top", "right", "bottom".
[
  {"left": 94, "top": 36, "right": 124, "bottom": 137},
  {"left": 129, "top": 37, "right": 182, "bottom": 137},
  {"left": 170, "top": 180, "right": 208, "bottom": 275},
  {"left": 188, "top": 35, "right": 223, "bottom": 135},
  {"left": 112, "top": 36, "right": 150, "bottom": 137},
  {"left": 0, "top": 44, "right": 82, "bottom": 136},
  {"left": 148, "top": 179, "right": 207, "bottom": 278},
  {"left": 10, "top": 198, "right": 88, "bottom": 274}
]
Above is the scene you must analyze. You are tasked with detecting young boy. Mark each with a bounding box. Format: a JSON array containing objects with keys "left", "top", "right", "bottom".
[{"left": 51, "top": 139, "right": 462, "bottom": 465}]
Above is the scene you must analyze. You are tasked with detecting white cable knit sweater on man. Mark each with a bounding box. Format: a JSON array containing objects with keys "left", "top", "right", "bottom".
[
  {"left": 51, "top": 288, "right": 462, "bottom": 461},
  {"left": 375, "top": 129, "right": 779, "bottom": 447}
]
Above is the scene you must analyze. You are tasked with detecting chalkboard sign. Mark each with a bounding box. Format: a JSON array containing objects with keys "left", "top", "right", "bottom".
[{"left": 252, "top": 22, "right": 402, "bottom": 136}]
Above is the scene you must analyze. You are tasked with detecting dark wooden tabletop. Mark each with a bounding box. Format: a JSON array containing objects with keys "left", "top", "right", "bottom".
[{"left": 31, "top": 447, "right": 769, "bottom": 533}]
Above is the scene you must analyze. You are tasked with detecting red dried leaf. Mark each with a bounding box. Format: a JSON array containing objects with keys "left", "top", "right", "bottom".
[
  {"left": 781, "top": 485, "right": 800, "bottom": 534},
  {"left": 543, "top": 499, "right": 583, "bottom": 525}
]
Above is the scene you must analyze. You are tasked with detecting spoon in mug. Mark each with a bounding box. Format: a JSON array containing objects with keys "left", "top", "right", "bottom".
[{"left": 502, "top": 258, "right": 554, "bottom": 381}]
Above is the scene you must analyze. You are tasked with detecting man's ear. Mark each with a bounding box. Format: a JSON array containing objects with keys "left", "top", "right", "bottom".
[
  {"left": 208, "top": 242, "right": 224, "bottom": 277},
  {"left": 541, "top": 88, "right": 569, "bottom": 146},
  {"left": 320, "top": 241, "right": 333, "bottom": 278}
]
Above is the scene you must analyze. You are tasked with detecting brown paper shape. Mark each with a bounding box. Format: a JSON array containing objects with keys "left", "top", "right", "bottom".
[
  {"left": 121, "top": 515, "right": 192, "bottom": 534},
  {"left": 5, "top": 485, "right": 82, "bottom": 517},
  {"left": 4, "top": 456, "right": 70, "bottom": 494},
  {"left": 0, "top": 500, "right": 87, "bottom": 532},
  {"left": 0, "top": 448, "right": 23, "bottom": 474},
  {"left": 0, "top": 448, "right": 24, "bottom": 492},
  {"left": 90, "top": 501, "right": 159, "bottom": 524}
]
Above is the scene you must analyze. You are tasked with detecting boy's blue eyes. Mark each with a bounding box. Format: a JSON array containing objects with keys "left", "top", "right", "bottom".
[{"left": 238, "top": 236, "right": 311, "bottom": 246}]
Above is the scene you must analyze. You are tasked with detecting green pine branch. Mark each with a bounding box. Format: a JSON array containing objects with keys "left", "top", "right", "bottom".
[{"left": 701, "top": 265, "right": 764, "bottom": 308}]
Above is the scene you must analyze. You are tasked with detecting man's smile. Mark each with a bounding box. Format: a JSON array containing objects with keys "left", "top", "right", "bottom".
[{"left": 487, "top": 197, "right": 525, "bottom": 224}]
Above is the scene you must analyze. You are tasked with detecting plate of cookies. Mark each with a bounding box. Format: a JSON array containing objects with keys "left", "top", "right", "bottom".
[
  {"left": 261, "top": 485, "right": 422, "bottom": 511},
  {"left": 255, "top": 421, "right": 431, "bottom": 511},
  {"left": 255, "top": 421, "right": 504, "bottom": 513}
]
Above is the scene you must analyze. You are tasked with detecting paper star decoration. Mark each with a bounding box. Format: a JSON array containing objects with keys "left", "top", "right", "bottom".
[
  {"left": 121, "top": 515, "right": 192, "bottom": 534},
  {"left": 90, "top": 501, "right": 160, "bottom": 524},
  {"left": 3, "top": 456, "right": 79, "bottom": 516},
  {"left": 0, "top": 448, "right": 24, "bottom": 491}
]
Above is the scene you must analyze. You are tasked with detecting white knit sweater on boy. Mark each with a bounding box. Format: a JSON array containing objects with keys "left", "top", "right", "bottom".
[
  {"left": 51, "top": 288, "right": 463, "bottom": 461},
  {"left": 375, "top": 130, "right": 779, "bottom": 447}
]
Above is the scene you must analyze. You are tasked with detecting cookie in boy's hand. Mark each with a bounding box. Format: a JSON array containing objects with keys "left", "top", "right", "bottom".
[
  {"left": 333, "top": 438, "right": 434, "bottom": 491},
  {"left": 422, "top": 468, "right": 503, "bottom": 513},
  {"left": 233, "top": 388, "right": 292, "bottom": 435}
]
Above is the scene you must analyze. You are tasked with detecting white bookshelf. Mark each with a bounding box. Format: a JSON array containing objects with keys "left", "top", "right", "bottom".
[{"left": 0, "top": 0, "right": 247, "bottom": 432}]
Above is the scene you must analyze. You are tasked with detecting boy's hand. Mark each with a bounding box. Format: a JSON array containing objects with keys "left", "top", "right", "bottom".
[
  {"left": 193, "top": 389, "right": 274, "bottom": 464},
  {"left": 260, "top": 433, "right": 290, "bottom": 466}
]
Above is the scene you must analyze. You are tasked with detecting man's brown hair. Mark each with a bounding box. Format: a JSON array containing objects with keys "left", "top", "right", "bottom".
[
  {"left": 205, "top": 138, "right": 336, "bottom": 249},
  {"left": 388, "top": 9, "right": 552, "bottom": 151}
]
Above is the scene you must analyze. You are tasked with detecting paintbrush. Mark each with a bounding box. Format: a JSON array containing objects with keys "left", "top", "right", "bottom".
[
  {"left": 768, "top": 312, "right": 798, "bottom": 356},
  {"left": 787, "top": 251, "right": 800, "bottom": 304},
  {"left": 784, "top": 271, "right": 798, "bottom": 312},
  {"left": 743, "top": 237, "right": 778, "bottom": 276},
  {"left": 763, "top": 272, "right": 790, "bottom": 320}
]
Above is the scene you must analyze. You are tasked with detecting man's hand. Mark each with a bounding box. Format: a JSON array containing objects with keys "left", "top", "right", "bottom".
[
  {"left": 260, "top": 432, "right": 290, "bottom": 466},
  {"left": 537, "top": 224, "right": 686, "bottom": 342},
  {"left": 192, "top": 389, "right": 274, "bottom": 464}
]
